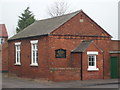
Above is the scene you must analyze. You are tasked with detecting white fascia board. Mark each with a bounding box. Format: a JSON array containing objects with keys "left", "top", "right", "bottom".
[{"left": 87, "top": 51, "right": 98, "bottom": 55}]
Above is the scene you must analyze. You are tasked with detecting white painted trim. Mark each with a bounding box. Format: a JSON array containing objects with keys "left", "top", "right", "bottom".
[
  {"left": 14, "top": 63, "right": 21, "bottom": 66},
  {"left": 87, "top": 68, "right": 99, "bottom": 71},
  {"left": 15, "top": 43, "right": 21, "bottom": 65},
  {"left": 87, "top": 54, "right": 99, "bottom": 71},
  {"left": 30, "top": 63, "right": 38, "bottom": 66},
  {"left": 87, "top": 51, "right": 98, "bottom": 55},
  {"left": 30, "top": 40, "right": 38, "bottom": 44},
  {"left": 15, "top": 42, "right": 21, "bottom": 45},
  {"left": 30, "top": 40, "right": 38, "bottom": 66}
]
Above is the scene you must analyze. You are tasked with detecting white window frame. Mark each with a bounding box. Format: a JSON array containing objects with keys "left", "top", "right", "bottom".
[
  {"left": 30, "top": 40, "right": 38, "bottom": 66},
  {"left": 87, "top": 51, "right": 99, "bottom": 71},
  {"left": 14, "top": 42, "right": 21, "bottom": 65}
]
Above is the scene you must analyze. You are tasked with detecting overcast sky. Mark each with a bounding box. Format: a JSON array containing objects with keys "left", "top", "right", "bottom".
[{"left": 0, "top": 0, "right": 119, "bottom": 40}]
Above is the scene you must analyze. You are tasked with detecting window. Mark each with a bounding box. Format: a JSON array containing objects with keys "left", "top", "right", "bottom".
[
  {"left": 55, "top": 49, "right": 66, "bottom": 58},
  {"left": 87, "top": 51, "right": 99, "bottom": 71},
  {"left": 88, "top": 55, "right": 95, "bottom": 66},
  {"left": 30, "top": 40, "right": 38, "bottom": 66},
  {"left": 0, "top": 38, "right": 4, "bottom": 44},
  {"left": 80, "top": 19, "right": 84, "bottom": 22},
  {"left": 15, "top": 42, "right": 21, "bottom": 65}
]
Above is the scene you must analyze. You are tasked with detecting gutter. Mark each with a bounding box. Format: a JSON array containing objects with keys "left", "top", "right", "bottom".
[
  {"left": 8, "top": 34, "right": 48, "bottom": 41},
  {"left": 81, "top": 52, "right": 83, "bottom": 80}
]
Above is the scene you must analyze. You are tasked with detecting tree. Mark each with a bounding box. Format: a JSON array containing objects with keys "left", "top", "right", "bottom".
[
  {"left": 47, "top": 1, "right": 70, "bottom": 17},
  {"left": 16, "top": 7, "right": 35, "bottom": 33}
]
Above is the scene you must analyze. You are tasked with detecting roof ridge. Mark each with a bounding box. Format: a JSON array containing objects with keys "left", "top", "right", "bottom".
[{"left": 36, "top": 10, "right": 81, "bottom": 22}]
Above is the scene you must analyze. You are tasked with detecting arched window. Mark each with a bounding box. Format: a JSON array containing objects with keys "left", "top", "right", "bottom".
[{"left": 55, "top": 49, "right": 66, "bottom": 58}]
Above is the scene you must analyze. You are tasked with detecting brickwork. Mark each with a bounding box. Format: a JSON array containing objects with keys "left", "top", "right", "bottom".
[
  {"left": 82, "top": 43, "right": 104, "bottom": 80},
  {"left": 110, "top": 40, "right": 120, "bottom": 51},
  {"left": 8, "top": 37, "right": 50, "bottom": 79},
  {"left": 1, "top": 42, "right": 8, "bottom": 72},
  {"left": 8, "top": 11, "right": 113, "bottom": 81},
  {"left": 71, "top": 53, "right": 81, "bottom": 68},
  {"left": 0, "top": 24, "right": 8, "bottom": 72},
  {"left": 51, "top": 11, "right": 109, "bottom": 37},
  {"left": 49, "top": 68, "right": 80, "bottom": 81},
  {"left": 109, "top": 40, "right": 120, "bottom": 78}
]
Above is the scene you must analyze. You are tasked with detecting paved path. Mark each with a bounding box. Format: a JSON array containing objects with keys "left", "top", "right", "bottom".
[
  {"left": 2, "top": 75, "right": 119, "bottom": 88},
  {"left": 84, "top": 83, "right": 119, "bottom": 88}
]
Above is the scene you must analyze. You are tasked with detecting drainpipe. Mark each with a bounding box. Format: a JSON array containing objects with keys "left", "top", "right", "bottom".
[
  {"left": 103, "top": 51, "right": 104, "bottom": 79},
  {"left": 70, "top": 53, "right": 72, "bottom": 67},
  {"left": 80, "top": 52, "right": 83, "bottom": 80}
]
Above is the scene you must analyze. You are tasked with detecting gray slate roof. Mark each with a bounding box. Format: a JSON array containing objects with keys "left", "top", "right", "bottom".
[
  {"left": 9, "top": 10, "right": 81, "bottom": 40},
  {"left": 71, "top": 40, "right": 93, "bottom": 53}
]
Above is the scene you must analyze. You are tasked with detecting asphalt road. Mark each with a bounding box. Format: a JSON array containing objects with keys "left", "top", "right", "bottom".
[{"left": 2, "top": 76, "right": 119, "bottom": 88}]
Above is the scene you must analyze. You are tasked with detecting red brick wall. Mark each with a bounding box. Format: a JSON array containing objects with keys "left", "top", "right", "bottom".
[
  {"left": 8, "top": 36, "right": 109, "bottom": 81},
  {"left": 8, "top": 37, "right": 111, "bottom": 80},
  {"left": 2, "top": 42, "right": 8, "bottom": 72},
  {"left": 110, "top": 40, "right": 120, "bottom": 51},
  {"left": 95, "top": 39, "right": 111, "bottom": 79},
  {"left": 51, "top": 11, "right": 109, "bottom": 37},
  {"left": 69, "top": 42, "right": 104, "bottom": 80},
  {"left": 71, "top": 53, "right": 81, "bottom": 68},
  {"left": 48, "top": 36, "right": 83, "bottom": 68},
  {"left": 0, "top": 37, "right": 8, "bottom": 72},
  {"left": 50, "top": 11, "right": 111, "bottom": 79},
  {"left": 47, "top": 36, "right": 110, "bottom": 80},
  {"left": 82, "top": 43, "right": 104, "bottom": 80},
  {"left": 49, "top": 68, "right": 80, "bottom": 81},
  {"left": 8, "top": 36, "right": 50, "bottom": 79}
]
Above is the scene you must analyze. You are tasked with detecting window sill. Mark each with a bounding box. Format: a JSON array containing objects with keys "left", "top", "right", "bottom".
[
  {"left": 30, "top": 64, "right": 38, "bottom": 66},
  {"left": 14, "top": 63, "right": 21, "bottom": 66},
  {"left": 87, "top": 68, "right": 99, "bottom": 71}
]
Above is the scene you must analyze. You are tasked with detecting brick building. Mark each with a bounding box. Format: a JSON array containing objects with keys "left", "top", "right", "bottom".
[
  {"left": 8, "top": 10, "right": 119, "bottom": 81},
  {"left": 0, "top": 24, "right": 8, "bottom": 72}
]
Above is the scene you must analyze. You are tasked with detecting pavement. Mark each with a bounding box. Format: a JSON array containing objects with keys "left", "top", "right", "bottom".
[{"left": 2, "top": 73, "right": 120, "bottom": 88}]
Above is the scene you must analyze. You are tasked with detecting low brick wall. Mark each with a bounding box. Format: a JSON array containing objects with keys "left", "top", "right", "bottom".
[{"left": 49, "top": 68, "right": 80, "bottom": 81}]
